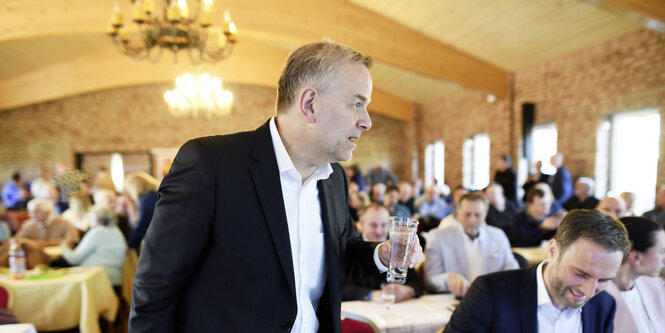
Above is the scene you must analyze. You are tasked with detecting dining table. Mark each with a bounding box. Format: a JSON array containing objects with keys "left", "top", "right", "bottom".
[
  {"left": 342, "top": 293, "right": 458, "bottom": 333},
  {"left": 0, "top": 266, "right": 118, "bottom": 333}
]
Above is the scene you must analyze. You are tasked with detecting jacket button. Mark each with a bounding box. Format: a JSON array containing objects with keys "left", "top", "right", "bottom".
[{"left": 280, "top": 321, "right": 293, "bottom": 330}]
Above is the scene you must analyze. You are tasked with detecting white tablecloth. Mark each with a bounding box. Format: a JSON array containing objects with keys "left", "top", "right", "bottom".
[
  {"left": 0, "top": 324, "right": 37, "bottom": 333},
  {"left": 342, "top": 294, "right": 458, "bottom": 333}
]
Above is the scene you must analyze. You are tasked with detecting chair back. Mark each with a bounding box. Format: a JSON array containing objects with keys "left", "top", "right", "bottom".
[
  {"left": 341, "top": 318, "right": 379, "bottom": 333},
  {"left": 0, "top": 280, "right": 15, "bottom": 310},
  {"left": 122, "top": 248, "right": 139, "bottom": 304}
]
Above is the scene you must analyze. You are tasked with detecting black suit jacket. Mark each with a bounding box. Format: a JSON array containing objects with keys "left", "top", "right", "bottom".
[
  {"left": 129, "top": 121, "right": 374, "bottom": 332},
  {"left": 446, "top": 266, "right": 616, "bottom": 333}
]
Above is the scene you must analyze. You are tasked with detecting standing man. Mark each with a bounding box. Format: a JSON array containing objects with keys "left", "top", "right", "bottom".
[
  {"left": 129, "top": 40, "right": 421, "bottom": 332},
  {"left": 550, "top": 153, "right": 573, "bottom": 206},
  {"left": 494, "top": 155, "right": 518, "bottom": 204},
  {"left": 445, "top": 209, "right": 630, "bottom": 333}
]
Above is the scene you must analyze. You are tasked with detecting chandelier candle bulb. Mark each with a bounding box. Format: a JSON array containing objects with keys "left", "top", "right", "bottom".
[
  {"left": 143, "top": 0, "right": 156, "bottom": 14},
  {"left": 178, "top": 0, "right": 190, "bottom": 20},
  {"left": 111, "top": 11, "right": 123, "bottom": 27},
  {"left": 167, "top": 6, "right": 180, "bottom": 22},
  {"left": 132, "top": 6, "right": 146, "bottom": 23},
  {"left": 200, "top": 11, "right": 211, "bottom": 26}
]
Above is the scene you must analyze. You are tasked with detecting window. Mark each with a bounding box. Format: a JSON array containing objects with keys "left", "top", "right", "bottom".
[
  {"left": 531, "top": 123, "right": 558, "bottom": 175},
  {"left": 596, "top": 108, "right": 660, "bottom": 214},
  {"left": 463, "top": 133, "right": 490, "bottom": 190},
  {"left": 424, "top": 140, "right": 444, "bottom": 187}
]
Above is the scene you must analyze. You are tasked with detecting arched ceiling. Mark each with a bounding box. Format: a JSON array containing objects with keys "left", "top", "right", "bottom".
[{"left": 0, "top": 0, "right": 662, "bottom": 120}]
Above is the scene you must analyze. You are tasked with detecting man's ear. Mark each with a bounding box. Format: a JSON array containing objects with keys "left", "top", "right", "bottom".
[
  {"left": 548, "top": 238, "right": 559, "bottom": 261},
  {"left": 299, "top": 88, "right": 317, "bottom": 123}
]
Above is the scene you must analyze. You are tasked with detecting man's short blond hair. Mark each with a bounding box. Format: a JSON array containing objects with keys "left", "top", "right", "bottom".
[{"left": 276, "top": 39, "right": 373, "bottom": 113}]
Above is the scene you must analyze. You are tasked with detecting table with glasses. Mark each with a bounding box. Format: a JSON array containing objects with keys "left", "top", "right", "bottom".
[
  {"left": 342, "top": 294, "right": 458, "bottom": 333},
  {"left": 1, "top": 266, "right": 118, "bottom": 333}
]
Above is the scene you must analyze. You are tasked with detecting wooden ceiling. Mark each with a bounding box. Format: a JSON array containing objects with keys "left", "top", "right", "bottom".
[{"left": 0, "top": 0, "right": 661, "bottom": 120}]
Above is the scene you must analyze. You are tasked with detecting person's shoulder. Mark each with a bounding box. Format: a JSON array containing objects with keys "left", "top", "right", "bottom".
[
  {"left": 477, "top": 267, "right": 532, "bottom": 286},
  {"left": 585, "top": 290, "right": 616, "bottom": 313},
  {"left": 635, "top": 275, "right": 665, "bottom": 291},
  {"left": 484, "top": 224, "right": 510, "bottom": 239}
]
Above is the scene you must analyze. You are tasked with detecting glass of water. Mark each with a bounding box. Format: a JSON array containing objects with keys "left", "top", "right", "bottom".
[{"left": 386, "top": 216, "right": 419, "bottom": 284}]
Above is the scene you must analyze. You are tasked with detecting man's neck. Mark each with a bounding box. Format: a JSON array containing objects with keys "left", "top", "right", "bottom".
[{"left": 274, "top": 115, "right": 318, "bottom": 181}]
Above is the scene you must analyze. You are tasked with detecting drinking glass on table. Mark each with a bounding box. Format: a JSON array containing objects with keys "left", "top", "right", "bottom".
[
  {"left": 380, "top": 283, "right": 396, "bottom": 310},
  {"left": 386, "top": 216, "right": 419, "bottom": 284}
]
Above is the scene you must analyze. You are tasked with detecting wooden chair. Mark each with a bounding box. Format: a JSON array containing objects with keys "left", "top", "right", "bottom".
[
  {"left": 0, "top": 280, "right": 15, "bottom": 310},
  {"left": 121, "top": 248, "right": 139, "bottom": 305},
  {"left": 341, "top": 318, "right": 379, "bottom": 333}
]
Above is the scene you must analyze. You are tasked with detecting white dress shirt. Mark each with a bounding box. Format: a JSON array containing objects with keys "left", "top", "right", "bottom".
[
  {"left": 536, "top": 261, "right": 583, "bottom": 333},
  {"left": 460, "top": 225, "right": 483, "bottom": 282},
  {"left": 270, "top": 118, "right": 331, "bottom": 332}
]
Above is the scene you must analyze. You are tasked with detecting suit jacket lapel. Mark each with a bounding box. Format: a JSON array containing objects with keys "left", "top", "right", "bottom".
[
  {"left": 248, "top": 121, "right": 296, "bottom": 299},
  {"left": 519, "top": 266, "right": 539, "bottom": 333}
]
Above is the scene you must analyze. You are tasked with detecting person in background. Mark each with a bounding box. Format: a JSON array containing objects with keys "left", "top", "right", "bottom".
[
  {"left": 485, "top": 182, "right": 520, "bottom": 229},
  {"left": 436, "top": 186, "right": 469, "bottom": 230},
  {"left": 445, "top": 209, "right": 631, "bottom": 333},
  {"left": 1, "top": 172, "right": 29, "bottom": 210},
  {"left": 418, "top": 185, "right": 451, "bottom": 220},
  {"left": 425, "top": 193, "right": 518, "bottom": 297},
  {"left": 506, "top": 188, "right": 562, "bottom": 247},
  {"left": 604, "top": 216, "right": 665, "bottom": 332},
  {"left": 364, "top": 161, "right": 398, "bottom": 188},
  {"left": 15, "top": 198, "right": 79, "bottom": 247},
  {"left": 620, "top": 192, "right": 637, "bottom": 216},
  {"left": 383, "top": 184, "right": 411, "bottom": 218},
  {"left": 345, "top": 164, "right": 366, "bottom": 192},
  {"left": 643, "top": 185, "right": 665, "bottom": 227},
  {"left": 370, "top": 183, "right": 386, "bottom": 205},
  {"left": 124, "top": 172, "right": 160, "bottom": 250},
  {"left": 61, "top": 192, "right": 94, "bottom": 234},
  {"left": 494, "top": 155, "right": 518, "bottom": 203},
  {"left": 0, "top": 205, "right": 12, "bottom": 242},
  {"left": 596, "top": 197, "right": 627, "bottom": 219},
  {"left": 522, "top": 160, "right": 551, "bottom": 201},
  {"left": 398, "top": 181, "right": 416, "bottom": 215},
  {"left": 534, "top": 182, "right": 564, "bottom": 217},
  {"left": 53, "top": 163, "right": 90, "bottom": 212},
  {"left": 563, "top": 177, "right": 600, "bottom": 211},
  {"left": 550, "top": 153, "right": 573, "bottom": 206},
  {"left": 344, "top": 204, "right": 424, "bottom": 302},
  {"left": 30, "top": 168, "right": 54, "bottom": 200},
  {"left": 60, "top": 206, "right": 127, "bottom": 287}
]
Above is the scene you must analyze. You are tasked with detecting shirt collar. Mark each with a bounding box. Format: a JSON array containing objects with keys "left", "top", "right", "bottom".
[
  {"left": 269, "top": 117, "right": 333, "bottom": 183},
  {"left": 456, "top": 222, "right": 484, "bottom": 242},
  {"left": 536, "top": 261, "right": 583, "bottom": 315}
]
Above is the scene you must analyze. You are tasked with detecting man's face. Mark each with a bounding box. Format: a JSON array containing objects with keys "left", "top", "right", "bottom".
[
  {"left": 360, "top": 208, "right": 390, "bottom": 242},
  {"left": 383, "top": 190, "right": 399, "bottom": 208},
  {"left": 527, "top": 195, "right": 550, "bottom": 220},
  {"left": 456, "top": 199, "right": 487, "bottom": 236},
  {"left": 30, "top": 207, "right": 50, "bottom": 222},
  {"left": 399, "top": 183, "right": 412, "bottom": 201},
  {"left": 311, "top": 63, "right": 372, "bottom": 163},
  {"left": 636, "top": 230, "right": 665, "bottom": 277},
  {"left": 596, "top": 198, "right": 625, "bottom": 218},
  {"left": 485, "top": 185, "right": 502, "bottom": 205},
  {"left": 574, "top": 182, "right": 590, "bottom": 201},
  {"left": 544, "top": 238, "right": 623, "bottom": 310}
]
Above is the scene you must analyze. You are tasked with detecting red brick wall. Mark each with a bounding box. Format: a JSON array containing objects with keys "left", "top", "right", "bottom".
[
  {"left": 419, "top": 28, "right": 665, "bottom": 190},
  {"left": 0, "top": 83, "right": 415, "bottom": 184}
]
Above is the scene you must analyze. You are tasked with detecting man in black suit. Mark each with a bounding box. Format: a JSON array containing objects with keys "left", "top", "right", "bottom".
[
  {"left": 446, "top": 209, "right": 630, "bottom": 333},
  {"left": 129, "top": 40, "right": 422, "bottom": 332}
]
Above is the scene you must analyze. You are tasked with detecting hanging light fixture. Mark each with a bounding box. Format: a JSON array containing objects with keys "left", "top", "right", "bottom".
[
  {"left": 107, "top": 0, "right": 237, "bottom": 64},
  {"left": 164, "top": 73, "right": 233, "bottom": 118}
]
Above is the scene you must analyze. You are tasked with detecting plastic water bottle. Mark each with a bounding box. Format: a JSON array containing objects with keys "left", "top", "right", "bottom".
[{"left": 8, "top": 239, "right": 26, "bottom": 279}]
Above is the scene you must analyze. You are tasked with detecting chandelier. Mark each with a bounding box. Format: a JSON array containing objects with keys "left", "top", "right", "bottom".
[
  {"left": 107, "top": 0, "right": 237, "bottom": 64},
  {"left": 164, "top": 73, "right": 233, "bottom": 118}
]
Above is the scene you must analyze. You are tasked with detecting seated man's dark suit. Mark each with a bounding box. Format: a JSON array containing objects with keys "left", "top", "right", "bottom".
[
  {"left": 446, "top": 265, "right": 616, "bottom": 333},
  {"left": 562, "top": 196, "right": 600, "bottom": 211},
  {"left": 505, "top": 211, "right": 555, "bottom": 247},
  {"left": 129, "top": 121, "right": 375, "bottom": 332},
  {"left": 342, "top": 250, "right": 424, "bottom": 301}
]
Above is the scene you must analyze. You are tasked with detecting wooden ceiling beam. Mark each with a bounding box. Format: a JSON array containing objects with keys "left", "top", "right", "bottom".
[
  {"left": 0, "top": 36, "right": 413, "bottom": 120},
  {"left": 0, "top": 0, "right": 509, "bottom": 98},
  {"left": 602, "top": 0, "right": 665, "bottom": 24}
]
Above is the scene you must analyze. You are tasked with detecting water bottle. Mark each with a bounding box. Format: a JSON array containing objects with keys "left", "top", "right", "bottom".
[{"left": 8, "top": 239, "right": 26, "bottom": 279}]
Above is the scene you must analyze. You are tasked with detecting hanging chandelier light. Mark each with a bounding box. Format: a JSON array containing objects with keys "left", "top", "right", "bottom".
[
  {"left": 164, "top": 73, "right": 233, "bottom": 118},
  {"left": 107, "top": 0, "right": 237, "bottom": 64}
]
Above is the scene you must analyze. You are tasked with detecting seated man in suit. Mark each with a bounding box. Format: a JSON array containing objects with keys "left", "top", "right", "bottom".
[
  {"left": 563, "top": 177, "right": 600, "bottom": 211},
  {"left": 507, "top": 188, "right": 562, "bottom": 247},
  {"left": 446, "top": 209, "right": 630, "bottom": 333},
  {"left": 425, "top": 193, "right": 519, "bottom": 297},
  {"left": 14, "top": 198, "right": 79, "bottom": 247},
  {"left": 343, "top": 204, "right": 424, "bottom": 302}
]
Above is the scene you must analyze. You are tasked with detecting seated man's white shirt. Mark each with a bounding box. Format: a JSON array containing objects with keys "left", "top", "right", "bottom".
[
  {"left": 424, "top": 223, "right": 518, "bottom": 292},
  {"left": 536, "top": 261, "right": 582, "bottom": 333}
]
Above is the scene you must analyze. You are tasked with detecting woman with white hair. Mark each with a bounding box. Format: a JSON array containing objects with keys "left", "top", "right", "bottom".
[
  {"left": 124, "top": 172, "right": 159, "bottom": 250},
  {"left": 60, "top": 206, "right": 127, "bottom": 286},
  {"left": 605, "top": 216, "right": 665, "bottom": 332}
]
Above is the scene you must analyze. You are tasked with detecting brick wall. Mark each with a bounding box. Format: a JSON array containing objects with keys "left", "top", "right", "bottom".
[
  {"left": 0, "top": 83, "right": 415, "bottom": 184},
  {"left": 419, "top": 28, "right": 665, "bottom": 191}
]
